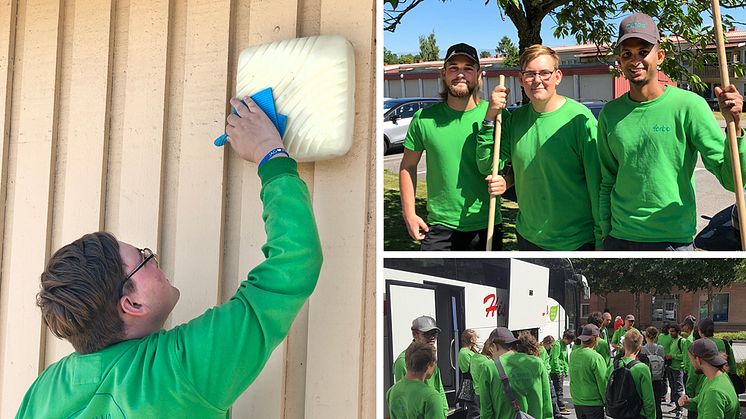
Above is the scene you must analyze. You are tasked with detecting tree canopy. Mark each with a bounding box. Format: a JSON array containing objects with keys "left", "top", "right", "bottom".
[
  {"left": 384, "top": 0, "right": 746, "bottom": 91},
  {"left": 419, "top": 31, "right": 440, "bottom": 61},
  {"left": 495, "top": 36, "right": 520, "bottom": 67}
]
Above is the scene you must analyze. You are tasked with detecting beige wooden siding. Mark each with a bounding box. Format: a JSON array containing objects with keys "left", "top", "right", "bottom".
[{"left": 0, "top": 0, "right": 376, "bottom": 418}]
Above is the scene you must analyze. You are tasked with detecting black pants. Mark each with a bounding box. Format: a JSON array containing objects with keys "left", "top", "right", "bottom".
[
  {"left": 603, "top": 235, "right": 694, "bottom": 251},
  {"left": 653, "top": 380, "right": 667, "bottom": 419},
  {"left": 575, "top": 405, "right": 605, "bottom": 419},
  {"left": 517, "top": 232, "right": 594, "bottom": 251},
  {"left": 421, "top": 224, "right": 503, "bottom": 251},
  {"left": 550, "top": 373, "right": 565, "bottom": 407}
]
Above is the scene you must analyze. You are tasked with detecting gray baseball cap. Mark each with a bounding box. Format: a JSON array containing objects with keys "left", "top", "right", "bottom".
[
  {"left": 689, "top": 338, "right": 727, "bottom": 367},
  {"left": 578, "top": 324, "right": 600, "bottom": 342},
  {"left": 488, "top": 327, "right": 517, "bottom": 344},
  {"left": 617, "top": 13, "right": 660, "bottom": 46},
  {"left": 411, "top": 315, "right": 440, "bottom": 333}
]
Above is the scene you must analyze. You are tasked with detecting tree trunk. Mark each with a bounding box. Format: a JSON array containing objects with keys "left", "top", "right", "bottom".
[
  {"left": 635, "top": 293, "right": 641, "bottom": 322},
  {"left": 503, "top": 1, "right": 551, "bottom": 104}
]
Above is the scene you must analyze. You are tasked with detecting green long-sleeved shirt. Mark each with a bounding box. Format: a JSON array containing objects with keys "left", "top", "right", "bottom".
[
  {"left": 459, "top": 346, "right": 477, "bottom": 374},
  {"left": 611, "top": 326, "right": 640, "bottom": 347},
  {"left": 387, "top": 378, "right": 447, "bottom": 419},
  {"left": 669, "top": 336, "right": 686, "bottom": 371},
  {"left": 16, "top": 158, "right": 323, "bottom": 418},
  {"left": 471, "top": 354, "right": 492, "bottom": 397},
  {"left": 606, "top": 357, "right": 656, "bottom": 419},
  {"left": 598, "top": 86, "right": 746, "bottom": 243},
  {"left": 549, "top": 342, "right": 569, "bottom": 375},
  {"left": 658, "top": 333, "right": 673, "bottom": 354},
  {"left": 568, "top": 346, "right": 608, "bottom": 407},
  {"left": 476, "top": 99, "right": 601, "bottom": 250},
  {"left": 572, "top": 338, "right": 611, "bottom": 367},
  {"left": 686, "top": 373, "right": 739, "bottom": 419},
  {"left": 394, "top": 348, "right": 448, "bottom": 416},
  {"left": 478, "top": 352, "right": 553, "bottom": 419}
]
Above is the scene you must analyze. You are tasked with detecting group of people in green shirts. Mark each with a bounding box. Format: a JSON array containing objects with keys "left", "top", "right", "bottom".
[
  {"left": 399, "top": 12, "right": 745, "bottom": 251},
  {"left": 386, "top": 312, "right": 741, "bottom": 419}
]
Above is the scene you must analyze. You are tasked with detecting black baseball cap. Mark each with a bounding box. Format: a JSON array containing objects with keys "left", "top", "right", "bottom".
[
  {"left": 617, "top": 13, "right": 660, "bottom": 46},
  {"left": 488, "top": 327, "right": 517, "bottom": 344},
  {"left": 578, "top": 324, "right": 600, "bottom": 342},
  {"left": 689, "top": 338, "right": 727, "bottom": 367},
  {"left": 444, "top": 43, "right": 479, "bottom": 67}
]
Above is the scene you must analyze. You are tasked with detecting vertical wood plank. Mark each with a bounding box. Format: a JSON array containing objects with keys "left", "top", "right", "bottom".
[
  {"left": 45, "top": 0, "right": 115, "bottom": 366},
  {"left": 0, "top": 0, "right": 63, "bottom": 416},
  {"left": 111, "top": 0, "right": 169, "bottom": 248},
  {"left": 229, "top": 0, "right": 300, "bottom": 417},
  {"left": 304, "top": 0, "right": 376, "bottom": 416},
  {"left": 168, "top": 0, "right": 230, "bottom": 322}
]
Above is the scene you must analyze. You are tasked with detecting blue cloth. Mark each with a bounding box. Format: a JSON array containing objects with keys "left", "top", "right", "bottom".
[{"left": 214, "top": 87, "right": 287, "bottom": 146}]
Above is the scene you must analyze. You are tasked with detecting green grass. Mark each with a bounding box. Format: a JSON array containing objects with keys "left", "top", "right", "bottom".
[{"left": 383, "top": 169, "right": 518, "bottom": 251}]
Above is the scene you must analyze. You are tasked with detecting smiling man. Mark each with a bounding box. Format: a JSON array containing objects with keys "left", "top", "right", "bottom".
[
  {"left": 399, "top": 42, "right": 506, "bottom": 251},
  {"left": 597, "top": 12, "right": 746, "bottom": 250},
  {"left": 477, "top": 45, "right": 601, "bottom": 250},
  {"left": 393, "top": 315, "right": 448, "bottom": 416},
  {"left": 16, "top": 97, "right": 323, "bottom": 418}
]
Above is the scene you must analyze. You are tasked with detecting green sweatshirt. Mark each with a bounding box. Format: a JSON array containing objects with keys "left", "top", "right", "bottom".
[
  {"left": 471, "top": 354, "right": 492, "bottom": 397},
  {"left": 658, "top": 333, "right": 673, "bottom": 354},
  {"left": 686, "top": 373, "right": 739, "bottom": 419},
  {"left": 539, "top": 346, "right": 551, "bottom": 374},
  {"left": 404, "top": 100, "right": 501, "bottom": 231},
  {"left": 476, "top": 98, "right": 601, "bottom": 250},
  {"left": 394, "top": 349, "right": 448, "bottom": 416},
  {"left": 478, "top": 352, "right": 553, "bottom": 419},
  {"left": 568, "top": 346, "right": 608, "bottom": 407},
  {"left": 606, "top": 357, "right": 656, "bottom": 419},
  {"left": 387, "top": 378, "right": 447, "bottom": 419},
  {"left": 16, "top": 158, "right": 322, "bottom": 419},
  {"left": 572, "top": 338, "right": 611, "bottom": 367},
  {"left": 669, "top": 336, "right": 686, "bottom": 371},
  {"left": 611, "top": 326, "right": 640, "bottom": 347},
  {"left": 549, "top": 342, "right": 569, "bottom": 375},
  {"left": 459, "top": 347, "right": 476, "bottom": 374},
  {"left": 598, "top": 86, "right": 746, "bottom": 243}
]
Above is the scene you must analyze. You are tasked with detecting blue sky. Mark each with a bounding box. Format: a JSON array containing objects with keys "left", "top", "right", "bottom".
[{"left": 384, "top": 0, "right": 746, "bottom": 56}]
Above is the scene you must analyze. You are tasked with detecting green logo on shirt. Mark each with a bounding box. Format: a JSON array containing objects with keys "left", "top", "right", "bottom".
[{"left": 652, "top": 124, "right": 671, "bottom": 133}]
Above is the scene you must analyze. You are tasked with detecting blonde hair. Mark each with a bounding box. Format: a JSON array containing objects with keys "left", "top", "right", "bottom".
[
  {"left": 623, "top": 329, "right": 644, "bottom": 353},
  {"left": 519, "top": 44, "right": 560, "bottom": 71}
]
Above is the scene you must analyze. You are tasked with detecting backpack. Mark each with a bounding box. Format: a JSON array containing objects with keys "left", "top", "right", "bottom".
[
  {"left": 641, "top": 344, "right": 666, "bottom": 381},
  {"left": 605, "top": 358, "right": 643, "bottom": 419}
]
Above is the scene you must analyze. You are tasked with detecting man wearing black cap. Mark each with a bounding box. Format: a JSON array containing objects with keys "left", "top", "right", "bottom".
[
  {"left": 477, "top": 327, "right": 552, "bottom": 418},
  {"left": 685, "top": 317, "right": 738, "bottom": 419},
  {"left": 392, "top": 316, "right": 448, "bottom": 416},
  {"left": 568, "top": 324, "right": 609, "bottom": 419},
  {"left": 598, "top": 12, "right": 746, "bottom": 250},
  {"left": 399, "top": 42, "right": 506, "bottom": 251},
  {"left": 678, "top": 339, "right": 739, "bottom": 418}
]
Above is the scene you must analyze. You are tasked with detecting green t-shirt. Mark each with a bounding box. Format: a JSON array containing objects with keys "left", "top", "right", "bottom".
[
  {"left": 606, "top": 357, "right": 656, "bottom": 419},
  {"left": 476, "top": 98, "right": 601, "bottom": 249},
  {"left": 611, "top": 326, "right": 640, "bottom": 347},
  {"left": 478, "top": 352, "right": 552, "bottom": 419},
  {"left": 687, "top": 373, "right": 739, "bottom": 419},
  {"left": 686, "top": 337, "right": 737, "bottom": 398},
  {"left": 668, "top": 336, "right": 686, "bottom": 371},
  {"left": 16, "top": 158, "right": 323, "bottom": 418},
  {"left": 598, "top": 86, "right": 746, "bottom": 243},
  {"left": 568, "top": 346, "right": 608, "bottom": 407},
  {"left": 387, "top": 378, "right": 447, "bottom": 419},
  {"left": 458, "top": 347, "right": 476, "bottom": 374},
  {"left": 394, "top": 349, "right": 448, "bottom": 416},
  {"left": 658, "top": 333, "right": 673, "bottom": 354},
  {"left": 573, "top": 338, "right": 611, "bottom": 367},
  {"left": 404, "top": 100, "right": 500, "bottom": 231}
]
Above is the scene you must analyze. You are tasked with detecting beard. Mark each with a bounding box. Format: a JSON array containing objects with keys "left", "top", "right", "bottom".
[{"left": 447, "top": 81, "right": 475, "bottom": 98}]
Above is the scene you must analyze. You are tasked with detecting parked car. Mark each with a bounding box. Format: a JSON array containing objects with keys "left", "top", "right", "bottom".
[{"left": 383, "top": 97, "right": 440, "bottom": 154}]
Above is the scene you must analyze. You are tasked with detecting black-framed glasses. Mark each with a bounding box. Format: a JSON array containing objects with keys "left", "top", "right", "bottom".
[
  {"left": 423, "top": 330, "right": 440, "bottom": 339},
  {"left": 520, "top": 69, "right": 556, "bottom": 81},
  {"left": 125, "top": 248, "right": 157, "bottom": 280}
]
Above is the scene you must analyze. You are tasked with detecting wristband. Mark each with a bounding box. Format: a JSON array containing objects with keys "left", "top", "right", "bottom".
[
  {"left": 258, "top": 147, "right": 289, "bottom": 169},
  {"left": 482, "top": 119, "right": 495, "bottom": 127}
]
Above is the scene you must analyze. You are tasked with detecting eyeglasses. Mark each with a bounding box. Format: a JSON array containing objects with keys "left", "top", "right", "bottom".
[
  {"left": 423, "top": 330, "right": 440, "bottom": 339},
  {"left": 520, "top": 69, "right": 556, "bottom": 81},
  {"left": 120, "top": 248, "right": 157, "bottom": 297}
]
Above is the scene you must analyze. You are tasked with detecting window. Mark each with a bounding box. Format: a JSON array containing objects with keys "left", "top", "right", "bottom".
[
  {"left": 699, "top": 294, "right": 729, "bottom": 322},
  {"left": 396, "top": 103, "right": 419, "bottom": 119},
  {"left": 581, "top": 303, "right": 590, "bottom": 319}
]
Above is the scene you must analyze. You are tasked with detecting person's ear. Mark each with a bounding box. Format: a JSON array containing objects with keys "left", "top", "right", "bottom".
[
  {"left": 120, "top": 294, "right": 148, "bottom": 317},
  {"left": 555, "top": 69, "right": 563, "bottom": 85},
  {"left": 656, "top": 46, "right": 665, "bottom": 66}
]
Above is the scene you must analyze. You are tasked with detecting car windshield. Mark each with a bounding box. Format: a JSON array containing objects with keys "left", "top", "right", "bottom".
[{"left": 384, "top": 100, "right": 399, "bottom": 112}]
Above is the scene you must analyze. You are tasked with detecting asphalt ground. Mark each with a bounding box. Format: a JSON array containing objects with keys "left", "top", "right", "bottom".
[{"left": 383, "top": 120, "right": 737, "bottom": 239}]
